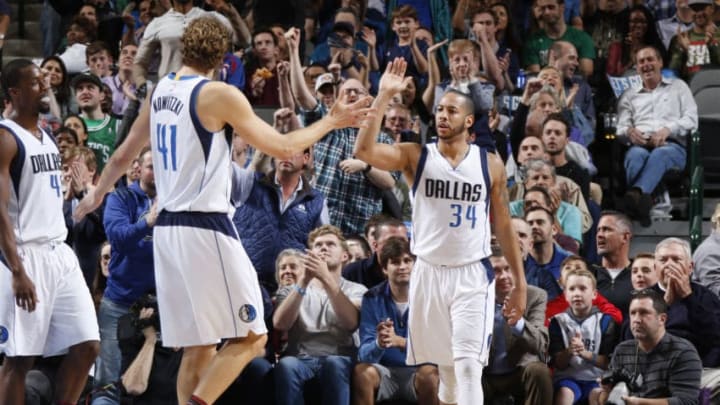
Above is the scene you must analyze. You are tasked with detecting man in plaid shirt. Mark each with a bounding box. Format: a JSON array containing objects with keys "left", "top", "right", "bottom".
[{"left": 302, "top": 79, "right": 398, "bottom": 235}]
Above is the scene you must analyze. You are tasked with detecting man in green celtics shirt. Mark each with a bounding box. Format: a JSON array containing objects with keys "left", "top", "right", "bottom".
[
  {"left": 72, "top": 73, "right": 119, "bottom": 173},
  {"left": 523, "top": 0, "right": 596, "bottom": 77}
]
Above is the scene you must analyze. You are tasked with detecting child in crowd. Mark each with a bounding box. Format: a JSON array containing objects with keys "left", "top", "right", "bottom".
[
  {"left": 545, "top": 256, "right": 623, "bottom": 326},
  {"left": 385, "top": 5, "right": 429, "bottom": 86},
  {"left": 549, "top": 269, "right": 619, "bottom": 405}
]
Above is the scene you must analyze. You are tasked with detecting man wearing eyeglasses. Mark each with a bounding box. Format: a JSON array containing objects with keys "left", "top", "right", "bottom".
[
  {"left": 97, "top": 147, "right": 158, "bottom": 387},
  {"left": 651, "top": 238, "right": 720, "bottom": 371},
  {"left": 597, "top": 288, "right": 701, "bottom": 404}
]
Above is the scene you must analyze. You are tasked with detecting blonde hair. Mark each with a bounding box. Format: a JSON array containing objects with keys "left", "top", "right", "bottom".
[
  {"left": 307, "top": 224, "right": 347, "bottom": 248},
  {"left": 448, "top": 39, "right": 479, "bottom": 60},
  {"left": 181, "top": 16, "right": 230, "bottom": 72},
  {"left": 564, "top": 268, "right": 597, "bottom": 289}
]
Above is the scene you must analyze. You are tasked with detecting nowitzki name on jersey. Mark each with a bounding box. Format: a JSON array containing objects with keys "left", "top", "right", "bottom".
[
  {"left": 152, "top": 96, "right": 185, "bottom": 115},
  {"left": 31, "top": 153, "right": 62, "bottom": 174},
  {"left": 424, "top": 178, "right": 483, "bottom": 202}
]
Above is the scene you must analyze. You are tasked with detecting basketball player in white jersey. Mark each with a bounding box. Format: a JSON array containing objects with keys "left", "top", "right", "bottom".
[
  {"left": 73, "top": 17, "right": 375, "bottom": 405},
  {"left": 354, "top": 59, "right": 527, "bottom": 405},
  {"left": 0, "top": 59, "right": 100, "bottom": 405}
]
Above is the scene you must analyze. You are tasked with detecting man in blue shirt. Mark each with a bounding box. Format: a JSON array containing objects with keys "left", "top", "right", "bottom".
[
  {"left": 353, "top": 237, "right": 439, "bottom": 404},
  {"left": 525, "top": 206, "right": 572, "bottom": 300},
  {"left": 98, "top": 147, "right": 157, "bottom": 387}
]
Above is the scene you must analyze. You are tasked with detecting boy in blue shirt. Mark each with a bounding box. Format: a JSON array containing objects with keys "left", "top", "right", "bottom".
[{"left": 353, "top": 237, "right": 439, "bottom": 404}]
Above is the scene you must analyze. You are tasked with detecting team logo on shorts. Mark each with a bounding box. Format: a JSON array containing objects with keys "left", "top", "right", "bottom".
[
  {"left": 0, "top": 326, "right": 8, "bottom": 344},
  {"left": 239, "top": 304, "right": 256, "bottom": 323}
]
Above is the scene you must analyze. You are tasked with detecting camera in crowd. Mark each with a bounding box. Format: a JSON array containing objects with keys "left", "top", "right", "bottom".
[
  {"left": 601, "top": 368, "right": 643, "bottom": 405},
  {"left": 129, "top": 293, "right": 160, "bottom": 332}
]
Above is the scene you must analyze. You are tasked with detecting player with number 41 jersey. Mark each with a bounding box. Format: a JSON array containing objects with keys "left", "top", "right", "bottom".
[{"left": 150, "top": 74, "right": 233, "bottom": 214}]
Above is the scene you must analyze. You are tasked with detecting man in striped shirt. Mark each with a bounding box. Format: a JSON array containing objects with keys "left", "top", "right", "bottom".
[{"left": 598, "top": 288, "right": 701, "bottom": 404}]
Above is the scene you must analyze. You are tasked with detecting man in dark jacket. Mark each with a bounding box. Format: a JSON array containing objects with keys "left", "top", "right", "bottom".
[
  {"left": 652, "top": 237, "right": 720, "bottom": 369},
  {"left": 232, "top": 147, "right": 328, "bottom": 294},
  {"left": 97, "top": 146, "right": 157, "bottom": 387}
]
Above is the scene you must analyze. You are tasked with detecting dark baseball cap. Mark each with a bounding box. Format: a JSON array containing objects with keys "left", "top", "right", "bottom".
[
  {"left": 70, "top": 72, "right": 103, "bottom": 90},
  {"left": 332, "top": 21, "right": 356, "bottom": 37}
]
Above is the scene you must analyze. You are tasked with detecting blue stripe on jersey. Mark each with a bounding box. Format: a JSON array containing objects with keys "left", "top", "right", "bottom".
[
  {"left": 44, "top": 128, "right": 57, "bottom": 147},
  {"left": 223, "top": 125, "right": 233, "bottom": 150},
  {"left": 188, "top": 79, "right": 213, "bottom": 163},
  {"left": 156, "top": 211, "right": 239, "bottom": 240},
  {"left": 480, "top": 147, "right": 491, "bottom": 215},
  {"left": 0, "top": 124, "right": 26, "bottom": 198},
  {"left": 481, "top": 257, "right": 494, "bottom": 282},
  {"left": 167, "top": 73, "right": 200, "bottom": 81},
  {"left": 411, "top": 145, "right": 429, "bottom": 196}
]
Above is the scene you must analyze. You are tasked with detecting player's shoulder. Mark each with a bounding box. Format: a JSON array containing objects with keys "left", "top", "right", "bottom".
[{"left": 0, "top": 124, "right": 20, "bottom": 162}]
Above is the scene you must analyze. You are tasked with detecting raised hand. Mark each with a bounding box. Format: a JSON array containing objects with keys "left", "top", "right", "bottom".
[
  {"left": 504, "top": 282, "right": 526, "bottom": 325},
  {"left": 427, "top": 39, "right": 448, "bottom": 56},
  {"left": 284, "top": 27, "right": 301, "bottom": 52},
  {"left": 327, "top": 93, "right": 376, "bottom": 129},
  {"left": 379, "top": 58, "right": 413, "bottom": 94},
  {"left": 676, "top": 26, "right": 690, "bottom": 51},
  {"left": 277, "top": 61, "right": 290, "bottom": 77},
  {"left": 498, "top": 51, "right": 511, "bottom": 72},
  {"left": 361, "top": 26, "right": 377, "bottom": 48}
]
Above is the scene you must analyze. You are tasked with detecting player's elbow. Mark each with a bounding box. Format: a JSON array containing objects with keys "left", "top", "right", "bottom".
[{"left": 353, "top": 143, "right": 370, "bottom": 161}]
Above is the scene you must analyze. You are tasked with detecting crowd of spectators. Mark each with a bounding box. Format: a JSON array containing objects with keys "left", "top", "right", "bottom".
[{"left": 3, "top": 0, "right": 720, "bottom": 403}]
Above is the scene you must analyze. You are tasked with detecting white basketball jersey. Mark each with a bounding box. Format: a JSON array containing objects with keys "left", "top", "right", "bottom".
[
  {"left": 150, "top": 74, "right": 233, "bottom": 213},
  {"left": 0, "top": 120, "right": 67, "bottom": 245},
  {"left": 410, "top": 143, "right": 492, "bottom": 266}
]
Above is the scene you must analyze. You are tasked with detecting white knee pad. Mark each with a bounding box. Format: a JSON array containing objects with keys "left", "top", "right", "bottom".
[
  {"left": 454, "top": 357, "right": 484, "bottom": 405},
  {"left": 438, "top": 365, "right": 457, "bottom": 404}
]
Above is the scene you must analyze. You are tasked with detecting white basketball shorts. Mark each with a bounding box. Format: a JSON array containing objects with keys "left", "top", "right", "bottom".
[
  {"left": 406, "top": 257, "right": 496, "bottom": 367},
  {"left": 0, "top": 242, "right": 99, "bottom": 357},
  {"left": 153, "top": 212, "right": 267, "bottom": 347}
]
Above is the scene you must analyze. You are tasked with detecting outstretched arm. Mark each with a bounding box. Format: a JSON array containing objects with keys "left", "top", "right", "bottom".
[
  {"left": 354, "top": 58, "right": 421, "bottom": 181},
  {"left": 206, "top": 82, "right": 374, "bottom": 160},
  {"left": 73, "top": 99, "right": 151, "bottom": 221}
]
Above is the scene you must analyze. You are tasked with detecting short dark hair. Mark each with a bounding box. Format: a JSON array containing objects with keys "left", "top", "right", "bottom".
[
  {"left": 86, "top": 40, "right": 111, "bottom": 59},
  {"left": 636, "top": 45, "right": 663, "bottom": 61},
  {"left": 346, "top": 234, "right": 371, "bottom": 257},
  {"left": 524, "top": 185, "right": 553, "bottom": 207},
  {"left": 443, "top": 89, "right": 476, "bottom": 115},
  {"left": 373, "top": 217, "right": 406, "bottom": 241},
  {"left": 70, "top": 16, "right": 97, "bottom": 42},
  {"left": 630, "top": 288, "right": 668, "bottom": 315},
  {"left": 364, "top": 213, "right": 391, "bottom": 239},
  {"left": 524, "top": 205, "right": 554, "bottom": 222},
  {"left": 542, "top": 112, "right": 570, "bottom": 137},
  {"left": 53, "top": 126, "right": 79, "bottom": 144},
  {"left": 471, "top": 8, "right": 499, "bottom": 25},
  {"left": 599, "top": 210, "right": 633, "bottom": 234},
  {"left": 391, "top": 4, "right": 419, "bottom": 22},
  {"left": 253, "top": 28, "right": 278, "bottom": 47},
  {"left": 379, "top": 236, "right": 413, "bottom": 269},
  {"left": 1, "top": 59, "right": 35, "bottom": 96}
]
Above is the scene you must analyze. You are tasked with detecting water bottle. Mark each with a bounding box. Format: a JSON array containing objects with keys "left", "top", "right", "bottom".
[{"left": 516, "top": 69, "right": 526, "bottom": 91}]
